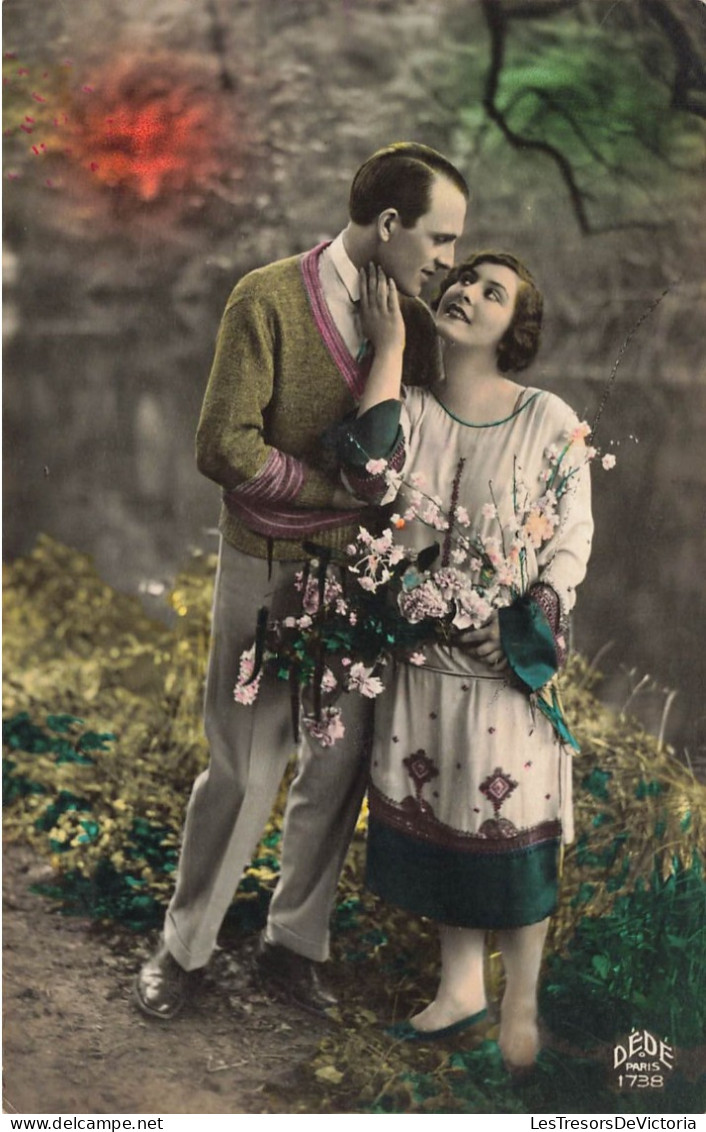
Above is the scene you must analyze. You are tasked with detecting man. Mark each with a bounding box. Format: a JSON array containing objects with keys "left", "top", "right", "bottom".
[{"left": 135, "top": 142, "right": 468, "bottom": 1020}]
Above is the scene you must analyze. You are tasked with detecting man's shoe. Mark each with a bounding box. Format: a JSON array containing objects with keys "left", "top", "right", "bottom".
[
  {"left": 134, "top": 943, "right": 197, "bottom": 1020},
  {"left": 255, "top": 936, "right": 338, "bottom": 1018}
]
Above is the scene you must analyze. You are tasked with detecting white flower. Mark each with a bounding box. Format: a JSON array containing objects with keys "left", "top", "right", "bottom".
[
  {"left": 347, "top": 662, "right": 385, "bottom": 698},
  {"left": 455, "top": 506, "right": 470, "bottom": 526},
  {"left": 372, "top": 530, "right": 393, "bottom": 553},
  {"left": 602, "top": 453, "right": 617, "bottom": 470},
  {"left": 451, "top": 547, "right": 467, "bottom": 565},
  {"left": 452, "top": 588, "right": 494, "bottom": 630},
  {"left": 357, "top": 576, "right": 377, "bottom": 592},
  {"left": 283, "top": 617, "right": 297, "bottom": 628},
  {"left": 297, "top": 614, "right": 313, "bottom": 628},
  {"left": 384, "top": 468, "right": 403, "bottom": 490},
  {"left": 481, "top": 502, "right": 498, "bottom": 520},
  {"left": 365, "top": 457, "right": 387, "bottom": 475},
  {"left": 321, "top": 668, "right": 338, "bottom": 692},
  {"left": 408, "top": 651, "right": 426, "bottom": 666}
]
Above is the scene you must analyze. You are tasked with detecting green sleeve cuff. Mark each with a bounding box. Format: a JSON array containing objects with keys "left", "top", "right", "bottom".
[
  {"left": 498, "top": 594, "right": 558, "bottom": 693},
  {"left": 335, "top": 400, "right": 403, "bottom": 466}
]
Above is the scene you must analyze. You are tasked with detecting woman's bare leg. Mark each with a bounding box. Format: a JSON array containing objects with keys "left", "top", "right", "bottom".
[
  {"left": 496, "top": 917, "right": 550, "bottom": 1068},
  {"left": 410, "top": 925, "right": 487, "bottom": 1032}
]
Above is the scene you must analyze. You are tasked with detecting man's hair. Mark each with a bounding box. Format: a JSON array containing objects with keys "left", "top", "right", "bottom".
[
  {"left": 435, "top": 251, "right": 544, "bottom": 373},
  {"left": 348, "top": 142, "right": 469, "bottom": 228}
]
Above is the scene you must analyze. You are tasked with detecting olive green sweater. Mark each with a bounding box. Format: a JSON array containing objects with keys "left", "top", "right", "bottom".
[{"left": 195, "top": 243, "right": 440, "bottom": 560}]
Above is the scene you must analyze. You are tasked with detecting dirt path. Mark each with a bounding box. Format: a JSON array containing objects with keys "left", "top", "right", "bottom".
[{"left": 2, "top": 842, "right": 326, "bottom": 1116}]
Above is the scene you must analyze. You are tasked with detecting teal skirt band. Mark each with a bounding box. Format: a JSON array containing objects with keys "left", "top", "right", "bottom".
[{"left": 366, "top": 819, "right": 560, "bottom": 928}]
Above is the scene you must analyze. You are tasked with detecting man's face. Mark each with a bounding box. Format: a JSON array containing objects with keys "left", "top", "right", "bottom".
[{"left": 376, "top": 175, "right": 467, "bottom": 297}]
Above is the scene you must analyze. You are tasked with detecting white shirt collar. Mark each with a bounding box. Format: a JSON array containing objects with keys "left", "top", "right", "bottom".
[{"left": 327, "top": 231, "right": 360, "bottom": 304}]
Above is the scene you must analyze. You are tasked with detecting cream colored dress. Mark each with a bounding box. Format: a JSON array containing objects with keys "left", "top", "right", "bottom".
[{"left": 365, "top": 386, "right": 594, "bottom": 928}]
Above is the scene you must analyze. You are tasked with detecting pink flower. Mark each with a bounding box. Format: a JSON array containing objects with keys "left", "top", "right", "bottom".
[
  {"left": 602, "top": 453, "right": 616, "bottom": 470},
  {"left": 347, "top": 662, "right": 385, "bottom": 698},
  {"left": 569, "top": 420, "right": 591, "bottom": 443},
  {"left": 523, "top": 509, "right": 556, "bottom": 549},
  {"left": 483, "top": 537, "right": 503, "bottom": 567},
  {"left": 303, "top": 707, "right": 346, "bottom": 748},
  {"left": 496, "top": 562, "right": 518, "bottom": 587},
  {"left": 357, "top": 576, "right": 377, "bottom": 592},
  {"left": 481, "top": 502, "right": 498, "bottom": 520},
  {"left": 398, "top": 580, "right": 449, "bottom": 623},
  {"left": 455, "top": 506, "right": 470, "bottom": 526},
  {"left": 408, "top": 651, "right": 426, "bottom": 666},
  {"left": 233, "top": 645, "right": 262, "bottom": 705}
]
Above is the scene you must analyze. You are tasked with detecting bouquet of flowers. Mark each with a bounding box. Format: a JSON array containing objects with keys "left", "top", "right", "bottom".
[{"left": 234, "top": 420, "right": 614, "bottom": 747}]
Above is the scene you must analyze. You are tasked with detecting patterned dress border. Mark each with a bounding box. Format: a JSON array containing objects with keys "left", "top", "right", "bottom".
[{"left": 368, "top": 783, "right": 562, "bottom": 856}]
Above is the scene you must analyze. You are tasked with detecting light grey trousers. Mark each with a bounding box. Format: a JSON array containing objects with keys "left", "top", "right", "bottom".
[{"left": 164, "top": 539, "right": 372, "bottom": 970}]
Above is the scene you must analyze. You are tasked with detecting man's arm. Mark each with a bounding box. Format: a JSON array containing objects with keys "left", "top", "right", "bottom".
[{"left": 196, "top": 292, "right": 351, "bottom": 510}]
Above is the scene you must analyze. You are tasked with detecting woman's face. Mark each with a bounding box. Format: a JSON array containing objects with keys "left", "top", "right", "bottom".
[{"left": 435, "top": 261, "right": 519, "bottom": 353}]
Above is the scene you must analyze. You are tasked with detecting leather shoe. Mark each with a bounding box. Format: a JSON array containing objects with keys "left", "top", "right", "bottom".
[
  {"left": 255, "top": 936, "right": 338, "bottom": 1018},
  {"left": 134, "top": 942, "right": 198, "bottom": 1020}
]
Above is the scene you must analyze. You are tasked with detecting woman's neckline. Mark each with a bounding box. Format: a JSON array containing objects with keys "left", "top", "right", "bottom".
[{"left": 430, "top": 386, "right": 541, "bottom": 428}]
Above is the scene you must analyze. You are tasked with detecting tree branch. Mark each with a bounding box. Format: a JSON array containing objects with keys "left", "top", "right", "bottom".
[
  {"left": 478, "top": 0, "right": 663, "bottom": 235},
  {"left": 641, "top": 0, "right": 706, "bottom": 118},
  {"left": 206, "top": 0, "right": 236, "bottom": 93}
]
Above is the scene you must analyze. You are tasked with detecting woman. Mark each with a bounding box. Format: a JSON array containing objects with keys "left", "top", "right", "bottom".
[{"left": 338, "top": 253, "right": 594, "bottom": 1069}]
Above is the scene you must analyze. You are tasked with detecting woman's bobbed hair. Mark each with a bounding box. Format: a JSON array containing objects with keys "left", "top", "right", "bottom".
[{"left": 434, "top": 251, "right": 544, "bottom": 373}]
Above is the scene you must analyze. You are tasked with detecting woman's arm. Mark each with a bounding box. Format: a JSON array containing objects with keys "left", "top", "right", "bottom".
[{"left": 356, "top": 264, "right": 406, "bottom": 416}]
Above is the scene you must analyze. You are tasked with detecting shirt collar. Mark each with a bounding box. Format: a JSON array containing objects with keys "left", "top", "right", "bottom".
[{"left": 327, "top": 231, "right": 361, "bottom": 304}]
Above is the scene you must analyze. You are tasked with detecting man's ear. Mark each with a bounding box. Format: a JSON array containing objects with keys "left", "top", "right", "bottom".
[{"left": 376, "top": 208, "right": 399, "bottom": 243}]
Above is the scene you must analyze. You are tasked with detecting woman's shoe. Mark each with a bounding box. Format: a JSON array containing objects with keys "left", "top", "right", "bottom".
[{"left": 385, "top": 1007, "right": 488, "bottom": 1042}]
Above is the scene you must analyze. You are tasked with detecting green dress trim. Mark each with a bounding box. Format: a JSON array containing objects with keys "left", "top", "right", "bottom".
[
  {"left": 431, "top": 388, "right": 541, "bottom": 428},
  {"left": 366, "top": 819, "right": 559, "bottom": 928}
]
